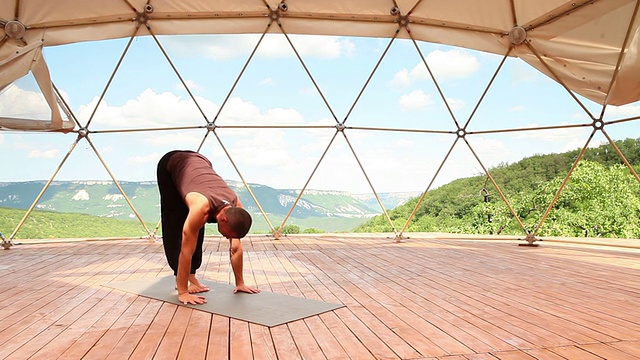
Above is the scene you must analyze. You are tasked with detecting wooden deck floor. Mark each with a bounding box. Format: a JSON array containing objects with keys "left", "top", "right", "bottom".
[{"left": 1, "top": 234, "right": 639, "bottom": 360}]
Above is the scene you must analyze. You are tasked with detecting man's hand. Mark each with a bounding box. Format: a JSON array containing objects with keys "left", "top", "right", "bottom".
[
  {"left": 179, "top": 292, "right": 207, "bottom": 305},
  {"left": 234, "top": 284, "right": 260, "bottom": 294}
]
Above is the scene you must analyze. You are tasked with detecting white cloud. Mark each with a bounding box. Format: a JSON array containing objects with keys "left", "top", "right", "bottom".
[
  {"left": 571, "top": 111, "right": 589, "bottom": 121},
  {"left": 446, "top": 98, "right": 465, "bottom": 110},
  {"left": 468, "top": 137, "right": 516, "bottom": 168},
  {"left": 232, "top": 130, "right": 292, "bottom": 168},
  {"left": 259, "top": 78, "right": 276, "bottom": 86},
  {"left": 217, "top": 97, "right": 305, "bottom": 126},
  {"left": 395, "top": 138, "right": 415, "bottom": 149},
  {"left": 605, "top": 103, "right": 640, "bottom": 118},
  {"left": 181, "top": 79, "right": 202, "bottom": 91},
  {"left": 128, "top": 152, "right": 160, "bottom": 165},
  {"left": 77, "top": 88, "right": 216, "bottom": 129},
  {"left": 273, "top": 36, "right": 355, "bottom": 59},
  {"left": 163, "top": 34, "right": 355, "bottom": 60},
  {"left": 389, "top": 49, "right": 481, "bottom": 89},
  {"left": 514, "top": 123, "right": 590, "bottom": 143},
  {"left": 511, "top": 61, "right": 539, "bottom": 84},
  {"left": 98, "top": 146, "right": 114, "bottom": 154},
  {"left": 29, "top": 148, "right": 59, "bottom": 159},
  {"left": 389, "top": 68, "right": 411, "bottom": 89},
  {"left": 510, "top": 105, "right": 525, "bottom": 112},
  {"left": 0, "top": 84, "right": 51, "bottom": 119},
  {"left": 399, "top": 90, "right": 433, "bottom": 111},
  {"left": 424, "top": 49, "right": 481, "bottom": 80},
  {"left": 502, "top": 123, "right": 599, "bottom": 154},
  {"left": 144, "top": 133, "right": 204, "bottom": 146}
]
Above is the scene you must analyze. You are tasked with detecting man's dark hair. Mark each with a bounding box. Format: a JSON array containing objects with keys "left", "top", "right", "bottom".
[{"left": 227, "top": 207, "right": 252, "bottom": 238}]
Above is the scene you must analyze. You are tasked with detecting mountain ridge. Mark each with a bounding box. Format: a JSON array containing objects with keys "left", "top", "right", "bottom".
[{"left": 0, "top": 180, "right": 419, "bottom": 231}]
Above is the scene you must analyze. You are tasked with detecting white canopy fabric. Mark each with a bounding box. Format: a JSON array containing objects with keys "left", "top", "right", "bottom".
[{"left": 1, "top": 0, "right": 639, "bottom": 131}]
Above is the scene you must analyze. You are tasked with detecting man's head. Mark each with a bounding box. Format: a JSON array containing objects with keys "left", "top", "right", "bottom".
[{"left": 217, "top": 207, "right": 252, "bottom": 239}]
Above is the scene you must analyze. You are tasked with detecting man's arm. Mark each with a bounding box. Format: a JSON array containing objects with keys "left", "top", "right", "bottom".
[
  {"left": 177, "top": 193, "right": 209, "bottom": 305},
  {"left": 229, "top": 237, "right": 260, "bottom": 294}
]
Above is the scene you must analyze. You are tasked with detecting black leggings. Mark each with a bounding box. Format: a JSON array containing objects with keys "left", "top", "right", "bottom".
[{"left": 157, "top": 151, "right": 205, "bottom": 276}]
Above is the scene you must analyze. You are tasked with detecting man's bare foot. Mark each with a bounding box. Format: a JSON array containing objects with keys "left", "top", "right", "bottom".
[
  {"left": 187, "top": 274, "right": 210, "bottom": 293},
  {"left": 188, "top": 282, "right": 210, "bottom": 293},
  {"left": 175, "top": 281, "right": 210, "bottom": 293}
]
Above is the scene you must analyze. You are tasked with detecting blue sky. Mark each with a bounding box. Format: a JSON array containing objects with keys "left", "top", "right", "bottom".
[{"left": 1, "top": 34, "right": 639, "bottom": 194}]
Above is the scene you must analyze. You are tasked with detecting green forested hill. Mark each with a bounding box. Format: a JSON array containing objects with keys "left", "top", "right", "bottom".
[
  {"left": 355, "top": 138, "right": 640, "bottom": 238},
  {"left": 0, "top": 207, "right": 154, "bottom": 240}
]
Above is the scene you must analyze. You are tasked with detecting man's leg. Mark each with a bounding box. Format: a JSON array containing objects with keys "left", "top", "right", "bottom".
[{"left": 157, "top": 151, "right": 187, "bottom": 276}]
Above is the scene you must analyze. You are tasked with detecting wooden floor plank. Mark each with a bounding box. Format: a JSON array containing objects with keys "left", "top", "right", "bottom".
[
  {"left": 81, "top": 296, "right": 151, "bottom": 360},
  {"left": 286, "top": 320, "right": 326, "bottom": 359},
  {"left": 273, "top": 245, "right": 374, "bottom": 360},
  {"left": 608, "top": 340, "right": 640, "bottom": 358},
  {"left": 153, "top": 305, "right": 191, "bottom": 360},
  {"left": 1, "top": 251, "right": 134, "bottom": 359},
  {"left": 578, "top": 342, "right": 640, "bottom": 360},
  {"left": 229, "top": 319, "right": 253, "bottom": 360},
  {"left": 524, "top": 348, "right": 574, "bottom": 360},
  {"left": 127, "top": 302, "right": 177, "bottom": 359},
  {"left": 490, "top": 349, "right": 537, "bottom": 359},
  {"left": 248, "top": 322, "right": 278, "bottom": 360},
  {"left": 104, "top": 298, "right": 164, "bottom": 360},
  {"left": 269, "top": 325, "right": 302, "bottom": 360},
  {"left": 298, "top": 249, "right": 423, "bottom": 359},
  {"left": 0, "top": 235, "right": 637, "bottom": 360},
  {"left": 463, "top": 353, "right": 500, "bottom": 360},
  {"left": 330, "top": 246, "right": 487, "bottom": 355},
  {"left": 547, "top": 345, "right": 611, "bottom": 360},
  {"left": 177, "top": 309, "right": 211, "bottom": 360},
  {"left": 56, "top": 291, "right": 136, "bottom": 359},
  {"left": 206, "top": 314, "right": 230, "bottom": 360}
]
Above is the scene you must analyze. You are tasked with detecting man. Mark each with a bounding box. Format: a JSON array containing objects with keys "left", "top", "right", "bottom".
[{"left": 157, "top": 150, "right": 260, "bottom": 305}]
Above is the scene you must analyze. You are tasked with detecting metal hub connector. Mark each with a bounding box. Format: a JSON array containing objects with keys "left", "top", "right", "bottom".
[
  {"left": 206, "top": 122, "right": 216, "bottom": 131},
  {"left": 456, "top": 128, "right": 466, "bottom": 138},
  {"left": 398, "top": 15, "right": 410, "bottom": 27},
  {"left": 390, "top": 6, "right": 410, "bottom": 28},
  {"left": 519, "top": 233, "right": 540, "bottom": 247},
  {"left": 136, "top": 12, "right": 149, "bottom": 27},
  {"left": 1, "top": 232, "right": 12, "bottom": 250},
  {"left": 336, "top": 123, "right": 346, "bottom": 132},
  {"left": 77, "top": 127, "right": 89, "bottom": 138},
  {"left": 592, "top": 119, "right": 604, "bottom": 130},
  {"left": 270, "top": 2, "right": 288, "bottom": 21},
  {"left": 5, "top": 20, "right": 26, "bottom": 40},
  {"left": 509, "top": 26, "right": 527, "bottom": 45}
]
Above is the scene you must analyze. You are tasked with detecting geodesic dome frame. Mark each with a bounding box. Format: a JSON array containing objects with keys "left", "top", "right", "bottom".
[{"left": 1, "top": 0, "right": 640, "bottom": 244}]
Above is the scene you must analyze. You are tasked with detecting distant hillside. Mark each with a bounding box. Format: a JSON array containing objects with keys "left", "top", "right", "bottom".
[
  {"left": 0, "top": 207, "right": 154, "bottom": 240},
  {"left": 0, "top": 180, "right": 418, "bottom": 234}
]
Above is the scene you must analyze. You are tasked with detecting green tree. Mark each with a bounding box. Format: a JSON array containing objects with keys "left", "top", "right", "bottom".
[
  {"left": 529, "top": 161, "right": 640, "bottom": 237},
  {"left": 282, "top": 224, "right": 300, "bottom": 234}
]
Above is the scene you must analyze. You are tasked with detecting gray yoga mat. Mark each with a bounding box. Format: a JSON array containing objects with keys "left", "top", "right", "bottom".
[{"left": 104, "top": 276, "right": 344, "bottom": 327}]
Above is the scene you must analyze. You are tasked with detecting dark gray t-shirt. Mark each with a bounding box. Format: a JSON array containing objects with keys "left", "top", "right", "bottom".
[{"left": 166, "top": 151, "right": 237, "bottom": 223}]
